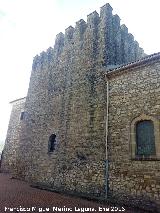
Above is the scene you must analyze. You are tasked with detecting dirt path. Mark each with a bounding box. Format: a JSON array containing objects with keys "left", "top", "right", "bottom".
[{"left": 0, "top": 173, "right": 146, "bottom": 213}]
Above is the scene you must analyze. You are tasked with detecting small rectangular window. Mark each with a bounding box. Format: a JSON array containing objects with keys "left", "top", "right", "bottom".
[
  {"left": 48, "top": 134, "right": 57, "bottom": 152},
  {"left": 20, "top": 112, "right": 25, "bottom": 120}
]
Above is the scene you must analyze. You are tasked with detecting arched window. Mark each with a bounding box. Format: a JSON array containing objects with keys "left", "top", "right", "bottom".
[
  {"left": 48, "top": 134, "right": 56, "bottom": 152},
  {"left": 136, "top": 120, "right": 156, "bottom": 156},
  {"left": 130, "top": 114, "right": 160, "bottom": 160}
]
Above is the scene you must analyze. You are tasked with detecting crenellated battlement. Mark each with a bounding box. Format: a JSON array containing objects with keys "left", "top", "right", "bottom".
[
  {"left": 32, "top": 55, "right": 40, "bottom": 70},
  {"left": 32, "top": 48, "right": 55, "bottom": 70},
  {"left": 100, "top": 3, "right": 113, "bottom": 18},
  {"left": 128, "top": 33, "right": 134, "bottom": 41},
  {"left": 55, "top": 32, "right": 64, "bottom": 47},
  {"left": 87, "top": 11, "right": 99, "bottom": 27},
  {"left": 112, "top": 15, "right": 121, "bottom": 32},
  {"left": 75, "top": 19, "right": 87, "bottom": 39},
  {"left": 46, "top": 47, "right": 54, "bottom": 62},
  {"left": 113, "top": 14, "right": 120, "bottom": 25},
  {"left": 65, "top": 26, "right": 75, "bottom": 44},
  {"left": 76, "top": 19, "right": 86, "bottom": 31},
  {"left": 32, "top": 3, "right": 145, "bottom": 71},
  {"left": 121, "top": 24, "right": 128, "bottom": 34}
]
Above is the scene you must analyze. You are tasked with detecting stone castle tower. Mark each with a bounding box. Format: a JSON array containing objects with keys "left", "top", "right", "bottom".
[
  {"left": 1, "top": 1, "right": 144, "bottom": 192},
  {"left": 4, "top": 3, "right": 160, "bottom": 211}
]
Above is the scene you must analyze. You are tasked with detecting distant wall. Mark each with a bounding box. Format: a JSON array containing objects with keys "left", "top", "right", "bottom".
[
  {"left": 0, "top": 143, "right": 4, "bottom": 153},
  {"left": 1, "top": 98, "right": 26, "bottom": 175}
]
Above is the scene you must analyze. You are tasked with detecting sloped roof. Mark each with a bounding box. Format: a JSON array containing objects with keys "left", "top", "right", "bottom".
[
  {"left": 105, "top": 52, "right": 160, "bottom": 77},
  {"left": 9, "top": 97, "right": 26, "bottom": 104}
]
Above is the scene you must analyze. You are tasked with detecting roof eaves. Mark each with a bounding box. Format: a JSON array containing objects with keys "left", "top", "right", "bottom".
[
  {"left": 105, "top": 52, "right": 160, "bottom": 77},
  {"left": 9, "top": 97, "right": 26, "bottom": 104}
]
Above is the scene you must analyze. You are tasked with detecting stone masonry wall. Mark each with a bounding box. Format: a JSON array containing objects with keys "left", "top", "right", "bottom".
[
  {"left": 1, "top": 98, "right": 26, "bottom": 176},
  {"left": 2, "top": 3, "right": 145, "bottom": 198},
  {"left": 107, "top": 59, "right": 160, "bottom": 211}
]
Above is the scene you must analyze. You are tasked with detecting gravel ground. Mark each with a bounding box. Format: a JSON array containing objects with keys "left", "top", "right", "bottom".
[{"left": 0, "top": 173, "right": 147, "bottom": 213}]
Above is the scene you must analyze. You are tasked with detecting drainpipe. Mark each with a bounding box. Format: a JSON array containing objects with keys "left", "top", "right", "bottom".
[{"left": 105, "top": 75, "right": 109, "bottom": 199}]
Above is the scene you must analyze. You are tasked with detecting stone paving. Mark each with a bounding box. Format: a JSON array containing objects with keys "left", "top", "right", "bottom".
[{"left": 0, "top": 173, "right": 147, "bottom": 213}]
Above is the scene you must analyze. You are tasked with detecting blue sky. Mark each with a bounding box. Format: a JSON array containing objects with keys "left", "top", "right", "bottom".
[{"left": 0, "top": 0, "right": 160, "bottom": 149}]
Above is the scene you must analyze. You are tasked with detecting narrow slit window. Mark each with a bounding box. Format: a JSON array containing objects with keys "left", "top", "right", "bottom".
[
  {"left": 48, "top": 134, "right": 56, "bottom": 152},
  {"left": 20, "top": 112, "right": 25, "bottom": 120}
]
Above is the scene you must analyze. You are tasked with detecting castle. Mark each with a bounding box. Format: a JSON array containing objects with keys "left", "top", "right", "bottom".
[{"left": 1, "top": 3, "right": 160, "bottom": 211}]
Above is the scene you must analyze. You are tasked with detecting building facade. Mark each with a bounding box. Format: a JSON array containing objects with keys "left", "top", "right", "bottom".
[{"left": 1, "top": 3, "right": 160, "bottom": 211}]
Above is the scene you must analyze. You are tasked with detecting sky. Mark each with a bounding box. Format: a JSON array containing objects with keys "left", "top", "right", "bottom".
[{"left": 0, "top": 0, "right": 160, "bottom": 149}]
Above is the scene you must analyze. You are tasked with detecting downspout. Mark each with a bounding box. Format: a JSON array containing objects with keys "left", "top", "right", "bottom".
[{"left": 105, "top": 75, "right": 109, "bottom": 199}]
